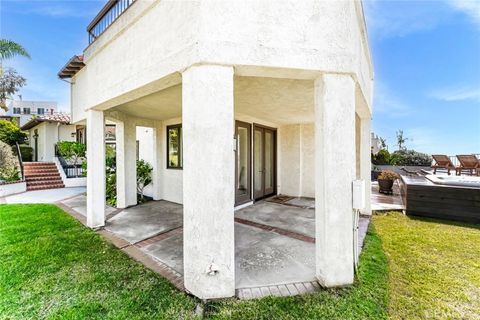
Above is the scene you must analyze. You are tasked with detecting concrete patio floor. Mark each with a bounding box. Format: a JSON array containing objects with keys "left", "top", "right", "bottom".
[
  {"left": 58, "top": 194, "right": 369, "bottom": 296},
  {"left": 58, "top": 198, "right": 366, "bottom": 290}
]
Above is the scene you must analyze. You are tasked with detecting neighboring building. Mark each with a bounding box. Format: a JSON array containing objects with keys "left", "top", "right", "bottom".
[
  {"left": 59, "top": 0, "right": 373, "bottom": 299},
  {"left": 1, "top": 100, "right": 58, "bottom": 127},
  {"left": 371, "top": 133, "right": 383, "bottom": 154},
  {"left": 21, "top": 113, "right": 76, "bottom": 162}
]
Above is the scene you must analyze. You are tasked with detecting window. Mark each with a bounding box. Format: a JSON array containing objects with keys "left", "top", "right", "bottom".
[
  {"left": 13, "top": 108, "right": 21, "bottom": 114},
  {"left": 23, "top": 108, "right": 30, "bottom": 114},
  {"left": 37, "top": 108, "right": 45, "bottom": 115},
  {"left": 167, "top": 124, "right": 182, "bottom": 169}
]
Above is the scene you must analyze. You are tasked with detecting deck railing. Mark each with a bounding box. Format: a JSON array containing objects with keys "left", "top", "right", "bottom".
[{"left": 87, "top": 0, "right": 136, "bottom": 44}]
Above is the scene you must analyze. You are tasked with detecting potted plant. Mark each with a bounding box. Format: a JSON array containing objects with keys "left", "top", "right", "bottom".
[{"left": 377, "top": 170, "right": 399, "bottom": 194}]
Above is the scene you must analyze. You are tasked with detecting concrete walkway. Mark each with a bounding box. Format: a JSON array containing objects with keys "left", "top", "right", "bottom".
[{"left": 1, "top": 187, "right": 86, "bottom": 204}]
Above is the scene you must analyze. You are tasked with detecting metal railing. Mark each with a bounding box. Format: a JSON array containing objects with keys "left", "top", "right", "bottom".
[
  {"left": 87, "top": 0, "right": 136, "bottom": 44},
  {"left": 55, "top": 145, "right": 85, "bottom": 178},
  {"left": 15, "top": 142, "right": 25, "bottom": 181}
]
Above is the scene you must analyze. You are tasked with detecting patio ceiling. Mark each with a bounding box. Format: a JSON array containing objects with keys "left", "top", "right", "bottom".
[{"left": 113, "top": 76, "right": 314, "bottom": 125}]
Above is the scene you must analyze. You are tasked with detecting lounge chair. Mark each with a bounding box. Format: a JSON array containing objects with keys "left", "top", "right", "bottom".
[
  {"left": 456, "top": 155, "right": 480, "bottom": 176},
  {"left": 431, "top": 154, "right": 455, "bottom": 175}
]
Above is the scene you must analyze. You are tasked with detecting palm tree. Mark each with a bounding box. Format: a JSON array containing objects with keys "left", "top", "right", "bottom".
[
  {"left": 0, "top": 39, "right": 30, "bottom": 111},
  {"left": 0, "top": 39, "right": 30, "bottom": 61}
]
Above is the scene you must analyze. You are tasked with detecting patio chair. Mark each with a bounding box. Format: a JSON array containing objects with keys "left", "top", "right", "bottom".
[
  {"left": 431, "top": 154, "right": 455, "bottom": 175},
  {"left": 456, "top": 155, "right": 480, "bottom": 176}
]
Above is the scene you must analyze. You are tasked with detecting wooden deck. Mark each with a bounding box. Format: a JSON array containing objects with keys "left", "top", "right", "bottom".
[{"left": 399, "top": 175, "right": 480, "bottom": 224}]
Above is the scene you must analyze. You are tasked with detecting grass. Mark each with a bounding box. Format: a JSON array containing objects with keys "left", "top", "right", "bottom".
[
  {"left": 0, "top": 204, "right": 197, "bottom": 319},
  {"left": 373, "top": 212, "right": 480, "bottom": 319},
  {"left": 1, "top": 205, "right": 478, "bottom": 319}
]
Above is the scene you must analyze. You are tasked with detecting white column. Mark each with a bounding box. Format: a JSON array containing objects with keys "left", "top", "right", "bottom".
[
  {"left": 86, "top": 110, "right": 106, "bottom": 228},
  {"left": 360, "top": 116, "right": 372, "bottom": 215},
  {"left": 151, "top": 120, "right": 163, "bottom": 201},
  {"left": 314, "top": 74, "right": 355, "bottom": 287},
  {"left": 182, "top": 64, "right": 235, "bottom": 299},
  {"left": 116, "top": 118, "right": 137, "bottom": 209}
]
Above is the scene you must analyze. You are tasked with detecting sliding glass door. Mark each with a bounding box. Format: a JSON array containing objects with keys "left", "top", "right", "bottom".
[
  {"left": 253, "top": 125, "right": 276, "bottom": 200},
  {"left": 235, "top": 121, "right": 251, "bottom": 205}
]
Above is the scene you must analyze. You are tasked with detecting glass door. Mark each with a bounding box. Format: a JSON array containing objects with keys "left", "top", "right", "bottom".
[
  {"left": 253, "top": 125, "right": 276, "bottom": 200},
  {"left": 235, "top": 121, "right": 252, "bottom": 205}
]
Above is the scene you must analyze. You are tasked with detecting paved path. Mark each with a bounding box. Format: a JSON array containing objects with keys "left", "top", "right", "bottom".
[
  {"left": 1, "top": 187, "right": 86, "bottom": 204},
  {"left": 371, "top": 181, "right": 405, "bottom": 211}
]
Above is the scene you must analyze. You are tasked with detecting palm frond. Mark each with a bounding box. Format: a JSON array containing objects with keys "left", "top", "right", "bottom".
[{"left": 0, "top": 39, "right": 31, "bottom": 60}]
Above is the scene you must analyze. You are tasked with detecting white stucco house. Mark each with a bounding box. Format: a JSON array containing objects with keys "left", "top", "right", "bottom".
[
  {"left": 21, "top": 113, "right": 77, "bottom": 162},
  {"left": 59, "top": 0, "right": 373, "bottom": 300}
]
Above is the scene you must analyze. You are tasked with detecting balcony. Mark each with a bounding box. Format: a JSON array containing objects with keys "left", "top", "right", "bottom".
[{"left": 87, "top": 0, "right": 136, "bottom": 44}]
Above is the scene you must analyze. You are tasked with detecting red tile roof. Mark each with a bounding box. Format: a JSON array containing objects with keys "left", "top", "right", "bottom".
[{"left": 21, "top": 113, "right": 71, "bottom": 130}]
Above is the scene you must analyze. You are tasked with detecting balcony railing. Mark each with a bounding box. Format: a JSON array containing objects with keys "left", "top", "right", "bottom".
[{"left": 87, "top": 0, "right": 136, "bottom": 44}]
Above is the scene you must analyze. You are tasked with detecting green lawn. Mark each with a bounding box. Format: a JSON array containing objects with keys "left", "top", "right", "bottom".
[
  {"left": 0, "top": 205, "right": 478, "bottom": 319},
  {"left": 373, "top": 212, "right": 480, "bottom": 319}
]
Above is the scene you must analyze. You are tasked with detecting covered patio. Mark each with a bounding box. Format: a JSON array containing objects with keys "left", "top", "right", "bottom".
[{"left": 60, "top": 194, "right": 370, "bottom": 299}]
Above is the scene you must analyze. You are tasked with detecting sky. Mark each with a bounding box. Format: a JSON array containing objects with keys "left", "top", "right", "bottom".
[{"left": 1, "top": 0, "right": 479, "bottom": 155}]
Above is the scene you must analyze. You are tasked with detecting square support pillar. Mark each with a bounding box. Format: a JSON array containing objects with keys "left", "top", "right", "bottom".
[
  {"left": 86, "top": 110, "right": 106, "bottom": 228},
  {"left": 116, "top": 118, "right": 137, "bottom": 209},
  {"left": 314, "top": 74, "right": 356, "bottom": 287},
  {"left": 359, "top": 116, "right": 372, "bottom": 215},
  {"left": 182, "top": 65, "right": 235, "bottom": 299},
  {"left": 151, "top": 121, "right": 164, "bottom": 201}
]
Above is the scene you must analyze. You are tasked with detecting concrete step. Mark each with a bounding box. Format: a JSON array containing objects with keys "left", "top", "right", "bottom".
[
  {"left": 25, "top": 172, "right": 61, "bottom": 180},
  {"left": 24, "top": 169, "right": 60, "bottom": 175},
  {"left": 24, "top": 162, "right": 55, "bottom": 166},
  {"left": 26, "top": 179, "right": 63, "bottom": 186},
  {"left": 27, "top": 184, "right": 65, "bottom": 191},
  {"left": 26, "top": 175, "right": 62, "bottom": 181}
]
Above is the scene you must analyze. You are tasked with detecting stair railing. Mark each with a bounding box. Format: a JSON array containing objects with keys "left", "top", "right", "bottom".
[{"left": 15, "top": 142, "right": 25, "bottom": 181}]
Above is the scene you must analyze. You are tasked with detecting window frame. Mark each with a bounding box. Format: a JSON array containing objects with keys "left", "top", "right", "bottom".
[
  {"left": 23, "top": 107, "right": 31, "bottom": 114},
  {"left": 37, "top": 108, "right": 45, "bottom": 115},
  {"left": 166, "top": 124, "right": 182, "bottom": 170}
]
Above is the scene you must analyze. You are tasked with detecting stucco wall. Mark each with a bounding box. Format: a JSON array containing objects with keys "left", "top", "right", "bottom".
[
  {"left": 278, "top": 123, "right": 315, "bottom": 198},
  {"left": 152, "top": 114, "right": 315, "bottom": 205},
  {"left": 28, "top": 123, "right": 76, "bottom": 162},
  {"left": 71, "top": 0, "right": 372, "bottom": 121}
]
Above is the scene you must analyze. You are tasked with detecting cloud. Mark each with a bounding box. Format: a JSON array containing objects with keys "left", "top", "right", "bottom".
[
  {"left": 446, "top": 0, "right": 480, "bottom": 27},
  {"left": 363, "top": 0, "right": 450, "bottom": 39},
  {"left": 373, "top": 82, "right": 413, "bottom": 117},
  {"left": 429, "top": 85, "right": 480, "bottom": 102}
]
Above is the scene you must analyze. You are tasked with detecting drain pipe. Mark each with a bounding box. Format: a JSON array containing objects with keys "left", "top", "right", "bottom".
[{"left": 352, "top": 180, "right": 366, "bottom": 272}]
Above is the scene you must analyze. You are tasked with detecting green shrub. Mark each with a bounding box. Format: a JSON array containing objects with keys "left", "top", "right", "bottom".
[
  {"left": 136, "top": 159, "right": 152, "bottom": 203},
  {"left": 372, "top": 149, "right": 390, "bottom": 165},
  {"left": 0, "top": 141, "right": 19, "bottom": 182},
  {"left": 17, "top": 145, "right": 33, "bottom": 162},
  {"left": 57, "top": 141, "right": 86, "bottom": 165},
  {"left": 0, "top": 119, "right": 27, "bottom": 146},
  {"left": 391, "top": 149, "right": 432, "bottom": 166}
]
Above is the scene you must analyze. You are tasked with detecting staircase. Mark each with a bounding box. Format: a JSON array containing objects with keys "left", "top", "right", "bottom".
[{"left": 23, "top": 162, "right": 65, "bottom": 191}]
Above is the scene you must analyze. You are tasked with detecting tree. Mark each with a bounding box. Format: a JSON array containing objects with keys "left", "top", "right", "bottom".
[
  {"left": 0, "top": 119, "right": 27, "bottom": 146},
  {"left": 0, "top": 39, "right": 30, "bottom": 111},
  {"left": 136, "top": 159, "right": 152, "bottom": 203},
  {"left": 0, "top": 39, "right": 30, "bottom": 61},
  {"left": 56, "top": 141, "right": 86, "bottom": 167},
  {"left": 396, "top": 130, "right": 409, "bottom": 151},
  {"left": 0, "top": 69, "right": 27, "bottom": 111},
  {"left": 379, "top": 137, "right": 387, "bottom": 150}
]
